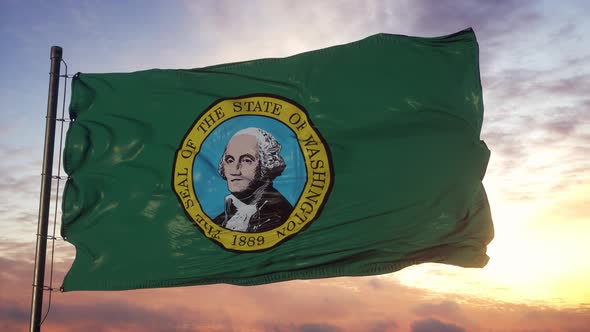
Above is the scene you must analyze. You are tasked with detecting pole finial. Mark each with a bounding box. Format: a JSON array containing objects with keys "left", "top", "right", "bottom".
[{"left": 50, "top": 46, "right": 62, "bottom": 59}]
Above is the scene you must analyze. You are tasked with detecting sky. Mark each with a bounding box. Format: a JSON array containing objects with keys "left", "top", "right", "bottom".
[{"left": 1, "top": 0, "right": 590, "bottom": 331}]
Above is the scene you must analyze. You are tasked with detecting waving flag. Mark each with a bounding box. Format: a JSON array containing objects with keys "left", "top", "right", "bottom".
[{"left": 61, "top": 28, "right": 493, "bottom": 291}]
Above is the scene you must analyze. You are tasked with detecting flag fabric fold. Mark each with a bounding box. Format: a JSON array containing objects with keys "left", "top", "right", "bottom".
[{"left": 61, "top": 28, "right": 493, "bottom": 291}]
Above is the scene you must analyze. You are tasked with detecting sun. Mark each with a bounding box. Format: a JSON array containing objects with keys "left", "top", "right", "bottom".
[{"left": 394, "top": 186, "right": 590, "bottom": 307}]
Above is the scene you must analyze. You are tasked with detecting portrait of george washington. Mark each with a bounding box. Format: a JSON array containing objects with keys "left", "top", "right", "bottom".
[{"left": 213, "top": 127, "right": 293, "bottom": 232}]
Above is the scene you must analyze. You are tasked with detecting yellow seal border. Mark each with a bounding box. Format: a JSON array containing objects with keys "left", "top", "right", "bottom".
[{"left": 173, "top": 95, "right": 333, "bottom": 251}]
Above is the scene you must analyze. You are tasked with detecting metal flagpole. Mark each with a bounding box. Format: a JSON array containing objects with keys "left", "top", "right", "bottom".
[{"left": 29, "top": 46, "right": 63, "bottom": 332}]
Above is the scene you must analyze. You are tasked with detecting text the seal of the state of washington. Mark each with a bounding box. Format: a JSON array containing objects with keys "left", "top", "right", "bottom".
[{"left": 173, "top": 95, "right": 333, "bottom": 251}]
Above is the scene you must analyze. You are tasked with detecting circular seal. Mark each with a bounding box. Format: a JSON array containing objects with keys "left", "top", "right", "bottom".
[{"left": 173, "top": 95, "right": 333, "bottom": 251}]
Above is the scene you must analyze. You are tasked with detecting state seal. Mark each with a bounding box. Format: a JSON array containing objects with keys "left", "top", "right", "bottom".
[{"left": 173, "top": 95, "right": 333, "bottom": 251}]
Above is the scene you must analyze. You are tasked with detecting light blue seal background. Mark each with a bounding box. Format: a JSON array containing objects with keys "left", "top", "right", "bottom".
[{"left": 193, "top": 115, "right": 306, "bottom": 219}]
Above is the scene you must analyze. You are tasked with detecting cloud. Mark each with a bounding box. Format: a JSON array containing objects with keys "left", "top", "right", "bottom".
[
  {"left": 566, "top": 54, "right": 590, "bottom": 67},
  {"left": 177, "top": 0, "right": 543, "bottom": 70},
  {"left": 0, "top": 300, "right": 29, "bottom": 322},
  {"left": 0, "top": 140, "right": 69, "bottom": 247},
  {"left": 366, "top": 277, "right": 386, "bottom": 290},
  {"left": 403, "top": 0, "right": 539, "bottom": 35},
  {"left": 0, "top": 299, "right": 200, "bottom": 332},
  {"left": 459, "top": 2, "right": 590, "bottom": 207},
  {"left": 181, "top": 0, "right": 387, "bottom": 66},
  {"left": 486, "top": 70, "right": 590, "bottom": 106},
  {"left": 510, "top": 330, "right": 553, "bottom": 332},
  {"left": 481, "top": 93, "right": 590, "bottom": 204},
  {"left": 298, "top": 323, "right": 343, "bottom": 332},
  {"left": 368, "top": 319, "right": 399, "bottom": 332},
  {"left": 412, "top": 301, "right": 462, "bottom": 321},
  {"left": 410, "top": 318, "right": 465, "bottom": 332},
  {"left": 2, "top": 249, "right": 590, "bottom": 332},
  {"left": 45, "top": 300, "right": 198, "bottom": 332}
]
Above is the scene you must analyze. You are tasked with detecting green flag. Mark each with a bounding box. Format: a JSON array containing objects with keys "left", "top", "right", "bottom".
[{"left": 61, "top": 28, "right": 493, "bottom": 291}]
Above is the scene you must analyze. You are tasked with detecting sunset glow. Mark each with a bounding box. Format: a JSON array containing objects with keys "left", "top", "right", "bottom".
[{"left": 1, "top": 1, "right": 589, "bottom": 331}]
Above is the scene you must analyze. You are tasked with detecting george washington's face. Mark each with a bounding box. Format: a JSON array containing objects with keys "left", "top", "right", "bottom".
[{"left": 222, "top": 134, "right": 261, "bottom": 195}]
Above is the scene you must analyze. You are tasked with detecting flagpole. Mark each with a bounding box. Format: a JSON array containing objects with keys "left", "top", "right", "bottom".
[{"left": 29, "top": 46, "right": 63, "bottom": 332}]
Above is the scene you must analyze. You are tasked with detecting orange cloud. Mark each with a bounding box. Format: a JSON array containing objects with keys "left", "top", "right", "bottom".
[{"left": 2, "top": 251, "right": 589, "bottom": 332}]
